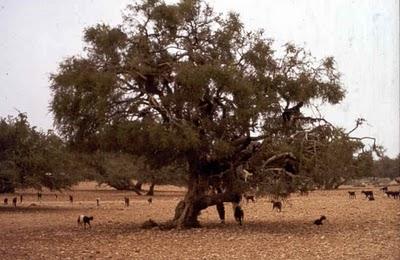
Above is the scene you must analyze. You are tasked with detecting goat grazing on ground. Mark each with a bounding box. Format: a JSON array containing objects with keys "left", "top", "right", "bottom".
[
  {"left": 232, "top": 202, "right": 244, "bottom": 225},
  {"left": 77, "top": 215, "right": 94, "bottom": 229},
  {"left": 348, "top": 191, "right": 356, "bottom": 199},
  {"left": 299, "top": 189, "right": 309, "bottom": 196},
  {"left": 243, "top": 194, "right": 255, "bottom": 203},
  {"left": 361, "top": 190, "right": 373, "bottom": 199},
  {"left": 12, "top": 197, "right": 17, "bottom": 207},
  {"left": 69, "top": 195, "right": 73, "bottom": 203},
  {"left": 271, "top": 200, "right": 282, "bottom": 212},
  {"left": 3, "top": 198, "right": 8, "bottom": 205},
  {"left": 124, "top": 197, "right": 130, "bottom": 207},
  {"left": 314, "top": 215, "right": 327, "bottom": 225},
  {"left": 96, "top": 198, "right": 100, "bottom": 207},
  {"left": 37, "top": 192, "right": 42, "bottom": 201},
  {"left": 386, "top": 191, "right": 399, "bottom": 199},
  {"left": 147, "top": 197, "right": 152, "bottom": 205}
]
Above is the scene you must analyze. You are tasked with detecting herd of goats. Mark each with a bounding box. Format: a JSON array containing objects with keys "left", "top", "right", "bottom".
[{"left": 1, "top": 186, "right": 399, "bottom": 229}]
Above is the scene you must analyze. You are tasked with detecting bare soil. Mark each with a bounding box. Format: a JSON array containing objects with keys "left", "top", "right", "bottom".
[{"left": 1, "top": 182, "right": 399, "bottom": 260}]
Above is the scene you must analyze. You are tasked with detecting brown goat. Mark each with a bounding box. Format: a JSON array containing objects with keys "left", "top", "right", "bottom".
[{"left": 348, "top": 191, "right": 356, "bottom": 199}]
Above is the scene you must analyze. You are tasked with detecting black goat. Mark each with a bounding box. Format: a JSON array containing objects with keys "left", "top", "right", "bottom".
[
  {"left": 77, "top": 215, "right": 94, "bottom": 229},
  {"left": 12, "top": 197, "right": 17, "bottom": 207},
  {"left": 69, "top": 195, "right": 74, "bottom": 203},
  {"left": 368, "top": 195, "right": 375, "bottom": 201},
  {"left": 271, "top": 200, "right": 282, "bottom": 212},
  {"left": 3, "top": 198, "right": 8, "bottom": 205},
  {"left": 361, "top": 190, "right": 373, "bottom": 199},
  {"left": 96, "top": 198, "right": 100, "bottom": 207},
  {"left": 299, "top": 190, "right": 309, "bottom": 196},
  {"left": 124, "top": 197, "right": 130, "bottom": 207},
  {"left": 314, "top": 215, "right": 327, "bottom": 225},
  {"left": 381, "top": 186, "right": 388, "bottom": 192},
  {"left": 147, "top": 197, "right": 152, "bottom": 205},
  {"left": 37, "top": 192, "right": 42, "bottom": 201},
  {"left": 232, "top": 203, "right": 244, "bottom": 225},
  {"left": 386, "top": 191, "right": 399, "bottom": 199},
  {"left": 348, "top": 191, "right": 356, "bottom": 199}
]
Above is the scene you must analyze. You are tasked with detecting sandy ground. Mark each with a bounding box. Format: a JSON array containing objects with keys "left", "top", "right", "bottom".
[{"left": 0, "top": 182, "right": 399, "bottom": 260}]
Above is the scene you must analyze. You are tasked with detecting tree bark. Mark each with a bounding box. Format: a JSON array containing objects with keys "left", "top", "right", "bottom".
[{"left": 171, "top": 169, "right": 241, "bottom": 229}]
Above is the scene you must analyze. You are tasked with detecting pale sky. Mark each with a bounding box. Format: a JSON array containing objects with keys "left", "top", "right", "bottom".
[{"left": 0, "top": 0, "right": 399, "bottom": 158}]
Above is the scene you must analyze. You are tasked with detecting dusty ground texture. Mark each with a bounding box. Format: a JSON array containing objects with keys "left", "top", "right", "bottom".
[{"left": 1, "top": 182, "right": 399, "bottom": 260}]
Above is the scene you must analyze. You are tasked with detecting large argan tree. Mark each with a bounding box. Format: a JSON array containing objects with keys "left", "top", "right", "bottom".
[{"left": 50, "top": 0, "right": 345, "bottom": 228}]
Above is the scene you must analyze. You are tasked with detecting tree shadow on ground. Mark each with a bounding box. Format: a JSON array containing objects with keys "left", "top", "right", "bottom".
[{"left": 0, "top": 205, "right": 82, "bottom": 212}]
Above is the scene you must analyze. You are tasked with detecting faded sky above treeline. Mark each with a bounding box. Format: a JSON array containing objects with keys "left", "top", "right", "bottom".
[{"left": 0, "top": 0, "right": 398, "bottom": 157}]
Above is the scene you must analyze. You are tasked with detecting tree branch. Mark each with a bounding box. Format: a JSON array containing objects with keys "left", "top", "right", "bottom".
[{"left": 346, "top": 118, "right": 366, "bottom": 135}]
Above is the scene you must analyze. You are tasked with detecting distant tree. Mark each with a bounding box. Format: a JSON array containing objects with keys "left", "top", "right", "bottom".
[
  {"left": 84, "top": 152, "right": 142, "bottom": 192},
  {"left": 50, "top": 0, "right": 354, "bottom": 228},
  {"left": 373, "top": 155, "right": 400, "bottom": 179},
  {"left": 0, "top": 113, "right": 80, "bottom": 193},
  {"left": 79, "top": 151, "right": 187, "bottom": 194}
]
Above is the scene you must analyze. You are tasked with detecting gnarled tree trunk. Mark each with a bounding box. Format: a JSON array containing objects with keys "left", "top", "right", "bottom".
[
  {"left": 173, "top": 173, "right": 209, "bottom": 228},
  {"left": 171, "top": 168, "right": 240, "bottom": 229}
]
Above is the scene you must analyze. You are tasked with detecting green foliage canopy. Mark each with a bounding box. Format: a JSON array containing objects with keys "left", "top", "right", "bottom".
[
  {"left": 0, "top": 113, "right": 80, "bottom": 192},
  {"left": 50, "top": 0, "right": 345, "bottom": 174}
]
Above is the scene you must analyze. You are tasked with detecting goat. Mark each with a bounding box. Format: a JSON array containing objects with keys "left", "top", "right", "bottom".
[
  {"left": 243, "top": 194, "right": 255, "bottom": 203},
  {"left": 19, "top": 194, "right": 23, "bottom": 203},
  {"left": 368, "top": 195, "right": 375, "bottom": 201},
  {"left": 242, "top": 169, "right": 253, "bottom": 182},
  {"left": 314, "top": 215, "right": 327, "bottom": 225},
  {"left": 271, "top": 200, "right": 282, "bottom": 212},
  {"left": 147, "top": 197, "right": 152, "bottom": 205},
  {"left": 12, "top": 197, "right": 17, "bottom": 207},
  {"left": 77, "top": 215, "right": 94, "bottom": 229},
  {"left": 361, "top": 190, "right": 373, "bottom": 199},
  {"left": 69, "top": 195, "right": 73, "bottom": 203},
  {"left": 381, "top": 186, "right": 388, "bottom": 192},
  {"left": 348, "top": 191, "right": 356, "bottom": 199},
  {"left": 3, "top": 198, "right": 8, "bottom": 205},
  {"left": 96, "top": 198, "right": 100, "bottom": 207},
  {"left": 299, "top": 190, "right": 309, "bottom": 196},
  {"left": 232, "top": 202, "right": 244, "bottom": 225},
  {"left": 386, "top": 191, "right": 399, "bottom": 199},
  {"left": 37, "top": 192, "right": 42, "bottom": 201},
  {"left": 124, "top": 197, "right": 130, "bottom": 207}
]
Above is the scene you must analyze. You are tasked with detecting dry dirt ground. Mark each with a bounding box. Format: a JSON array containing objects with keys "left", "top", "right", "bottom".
[{"left": 1, "top": 182, "right": 399, "bottom": 260}]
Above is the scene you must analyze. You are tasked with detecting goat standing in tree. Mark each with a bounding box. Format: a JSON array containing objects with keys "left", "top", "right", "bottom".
[{"left": 282, "top": 102, "right": 304, "bottom": 128}]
